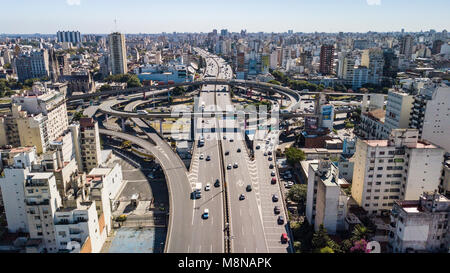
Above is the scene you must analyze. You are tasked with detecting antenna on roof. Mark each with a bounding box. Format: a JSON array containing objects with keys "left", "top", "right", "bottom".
[{"left": 114, "top": 18, "right": 118, "bottom": 33}]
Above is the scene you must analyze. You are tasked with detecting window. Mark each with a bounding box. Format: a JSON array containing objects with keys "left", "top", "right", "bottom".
[
  {"left": 377, "top": 174, "right": 382, "bottom": 178},
  {"left": 378, "top": 167, "right": 383, "bottom": 170}
]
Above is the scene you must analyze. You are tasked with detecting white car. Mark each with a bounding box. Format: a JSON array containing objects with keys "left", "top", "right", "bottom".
[
  {"left": 205, "top": 183, "right": 211, "bottom": 191},
  {"left": 199, "top": 154, "right": 204, "bottom": 160}
]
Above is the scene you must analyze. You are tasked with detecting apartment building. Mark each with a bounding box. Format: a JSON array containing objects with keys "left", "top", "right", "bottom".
[
  {"left": 0, "top": 147, "right": 37, "bottom": 233},
  {"left": 389, "top": 192, "right": 449, "bottom": 253},
  {"left": 361, "top": 48, "right": 384, "bottom": 85},
  {"left": 24, "top": 172, "right": 62, "bottom": 253},
  {"left": 14, "top": 49, "right": 50, "bottom": 82},
  {"left": 78, "top": 118, "right": 102, "bottom": 173},
  {"left": 352, "top": 129, "right": 445, "bottom": 216},
  {"left": 306, "top": 159, "right": 351, "bottom": 234},
  {"left": 108, "top": 32, "right": 127, "bottom": 75},
  {"left": 409, "top": 83, "right": 450, "bottom": 153},
  {"left": 54, "top": 201, "right": 106, "bottom": 253}
]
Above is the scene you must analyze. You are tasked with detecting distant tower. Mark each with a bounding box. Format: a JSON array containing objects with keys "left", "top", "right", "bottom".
[
  {"left": 400, "top": 35, "right": 413, "bottom": 58},
  {"left": 319, "top": 44, "right": 335, "bottom": 75},
  {"left": 108, "top": 32, "right": 128, "bottom": 75}
]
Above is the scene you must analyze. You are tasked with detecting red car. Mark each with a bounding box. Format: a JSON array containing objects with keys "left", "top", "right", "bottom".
[
  {"left": 281, "top": 233, "right": 288, "bottom": 244},
  {"left": 271, "top": 178, "right": 277, "bottom": 184}
]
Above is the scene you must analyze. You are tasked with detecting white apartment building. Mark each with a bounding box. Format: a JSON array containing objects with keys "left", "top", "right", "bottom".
[
  {"left": 410, "top": 83, "right": 450, "bottom": 154},
  {"left": 24, "top": 172, "right": 62, "bottom": 253},
  {"left": 88, "top": 163, "right": 123, "bottom": 202},
  {"left": 0, "top": 147, "right": 37, "bottom": 233},
  {"left": 384, "top": 89, "right": 415, "bottom": 134},
  {"left": 306, "top": 159, "right": 351, "bottom": 234},
  {"left": 54, "top": 201, "right": 106, "bottom": 253},
  {"left": 352, "top": 129, "right": 445, "bottom": 216},
  {"left": 389, "top": 192, "right": 449, "bottom": 253}
]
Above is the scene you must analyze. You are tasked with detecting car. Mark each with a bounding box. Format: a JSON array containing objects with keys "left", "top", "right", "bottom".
[
  {"left": 206, "top": 155, "right": 211, "bottom": 161},
  {"left": 269, "top": 164, "right": 274, "bottom": 169},
  {"left": 202, "top": 120, "right": 205, "bottom": 123},
  {"left": 246, "top": 185, "right": 252, "bottom": 192},
  {"left": 214, "top": 179, "right": 220, "bottom": 187},
  {"left": 281, "top": 233, "right": 288, "bottom": 244},
  {"left": 227, "top": 164, "right": 232, "bottom": 170},
  {"left": 272, "top": 194, "right": 279, "bottom": 202},
  {"left": 266, "top": 140, "right": 270, "bottom": 144},
  {"left": 256, "top": 145, "right": 261, "bottom": 150},
  {"left": 239, "top": 194, "right": 245, "bottom": 200},
  {"left": 223, "top": 135, "right": 227, "bottom": 140},
  {"left": 225, "top": 151, "right": 230, "bottom": 156},
  {"left": 199, "top": 154, "right": 204, "bottom": 160},
  {"left": 230, "top": 138, "right": 234, "bottom": 142},
  {"left": 233, "top": 163, "right": 238, "bottom": 168},
  {"left": 271, "top": 178, "right": 277, "bottom": 184},
  {"left": 274, "top": 206, "right": 281, "bottom": 214},
  {"left": 205, "top": 184, "right": 211, "bottom": 191},
  {"left": 203, "top": 209, "right": 209, "bottom": 219},
  {"left": 277, "top": 215, "right": 285, "bottom": 225},
  {"left": 268, "top": 156, "right": 273, "bottom": 161},
  {"left": 268, "top": 151, "right": 273, "bottom": 156},
  {"left": 264, "top": 152, "right": 268, "bottom": 156},
  {"left": 237, "top": 148, "right": 241, "bottom": 153},
  {"left": 271, "top": 171, "right": 276, "bottom": 177}
]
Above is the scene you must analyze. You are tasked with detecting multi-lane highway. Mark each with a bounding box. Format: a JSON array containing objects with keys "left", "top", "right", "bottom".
[{"left": 93, "top": 48, "right": 292, "bottom": 253}]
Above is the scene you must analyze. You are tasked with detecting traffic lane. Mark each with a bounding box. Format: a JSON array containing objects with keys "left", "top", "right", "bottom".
[
  {"left": 223, "top": 138, "right": 268, "bottom": 253},
  {"left": 191, "top": 139, "right": 224, "bottom": 253},
  {"left": 254, "top": 146, "right": 289, "bottom": 253}
]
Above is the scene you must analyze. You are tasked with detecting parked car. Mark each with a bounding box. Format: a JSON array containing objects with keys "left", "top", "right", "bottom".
[
  {"left": 281, "top": 233, "right": 288, "bottom": 244},
  {"left": 269, "top": 164, "right": 274, "bottom": 169},
  {"left": 274, "top": 206, "right": 281, "bottom": 214},
  {"left": 214, "top": 179, "right": 220, "bottom": 187},
  {"left": 246, "top": 185, "right": 252, "bottom": 192},
  {"left": 206, "top": 155, "right": 211, "bottom": 161},
  {"left": 277, "top": 215, "right": 285, "bottom": 225},
  {"left": 271, "top": 178, "right": 277, "bottom": 184},
  {"left": 239, "top": 194, "right": 245, "bottom": 200},
  {"left": 272, "top": 194, "right": 279, "bottom": 202}
]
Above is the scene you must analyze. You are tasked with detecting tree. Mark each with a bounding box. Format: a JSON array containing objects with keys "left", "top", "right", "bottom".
[
  {"left": 285, "top": 147, "right": 306, "bottom": 166},
  {"left": 171, "top": 86, "right": 186, "bottom": 96},
  {"left": 319, "top": 246, "right": 334, "bottom": 253},
  {"left": 352, "top": 224, "right": 371, "bottom": 241},
  {"left": 287, "top": 184, "right": 307, "bottom": 204},
  {"left": 268, "top": 80, "right": 281, "bottom": 86},
  {"left": 99, "top": 84, "right": 112, "bottom": 92},
  {"left": 312, "top": 225, "right": 330, "bottom": 250},
  {"left": 293, "top": 241, "right": 302, "bottom": 253},
  {"left": 72, "top": 111, "right": 85, "bottom": 122}
]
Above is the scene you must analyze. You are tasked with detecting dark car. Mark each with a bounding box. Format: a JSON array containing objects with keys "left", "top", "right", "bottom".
[
  {"left": 246, "top": 185, "right": 252, "bottom": 192},
  {"left": 277, "top": 215, "right": 285, "bottom": 225},
  {"left": 239, "top": 194, "right": 245, "bottom": 200},
  {"left": 274, "top": 206, "right": 281, "bottom": 214},
  {"left": 271, "top": 178, "right": 277, "bottom": 184},
  {"left": 214, "top": 179, "right": 220, "bottom": 187},
  {"left": 256, "top": 145, "right": 261, "bottom": 150},
  {"left": 237, "top": 148, "right": 241, "bottom": 153},
  {"left": 268, "top": 156, "right": 273, "bottom": 161},
  {"left": 225, "top": 151, "right": 230, "bottom": 156},
  {"left": 272, "top": 194, "right": 279, "bottom": 202},
  {"left": 268, "top": 151, "right": 273, "bottom": 156},
  {"left": 269, "top": 164, "right": 274, "bottom": 169},
  {"left": 206, "top": 155, "right": 211, "bottom": 161}
]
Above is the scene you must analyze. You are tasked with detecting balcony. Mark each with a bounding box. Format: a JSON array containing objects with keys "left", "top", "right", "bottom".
[{"left": 26, "top": 199, "right": 49, "bottom": 206}]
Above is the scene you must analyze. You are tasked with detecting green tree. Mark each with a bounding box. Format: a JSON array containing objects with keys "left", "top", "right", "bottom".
[
  {"left": 72, "top": 111, "right": 85, "bottom": 122},
  {"left": 293, "top": 241, "right": 302, "bottom": 253},
  {"left": 268, "top": 80, "right": 281, "bottom": 86},
  {"left": 319, "top": 246, "right": 334, "bottom": 253},
  {"left": 285, "top": 147, "right": 306, "bottom": 166},
  {"left": 99, "top": 84, "right": 112, "bottom": 92},
  {"left": 351, "top": 224, "right": 371, "bottom": 241},
  {"left": 171, "top": 86, "right": 186, "bottom": 96},
  {"left": 312, "top": 225, "right": 331, "bottom": 250},
  {"left": 287, "top": 184, "right": 307, "bottom": 204}
]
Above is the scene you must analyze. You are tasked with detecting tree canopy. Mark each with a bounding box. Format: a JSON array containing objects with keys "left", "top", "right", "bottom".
[{"left": 285, "top": 147, "right": 306, "bottom": 166}]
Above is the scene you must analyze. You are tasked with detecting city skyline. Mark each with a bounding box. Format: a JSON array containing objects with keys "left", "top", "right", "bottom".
[{"left": 1, "top": 0, "right": 449, "bottom": 34}]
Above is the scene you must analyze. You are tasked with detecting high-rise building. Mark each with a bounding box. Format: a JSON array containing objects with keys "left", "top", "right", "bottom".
[
  {"left": 361, "top": 48, "right": 385, "bottom": 85},
  {"left": 108, "top": 32, "right": 127, "bottom": 75},
  {"left": 409, "top": 83, "right": 450, "bottom": 153},
  {"left": 351, "top": 129, "right": 445, "bottom": 216},
  {"left": 14, "top": 49, "right": 50, "bottom": 82},
  {"left": 400, "top": 35, "right": 413, "bottom": 58},
  {"left": 384, "top": 89, "right": 415, "bottom": 134},
  {"left": 78, "top": 118, "right": 102, "bottom": 173},
  {"left": 389, "top": 192, "right": 450, "bottom": 253},
  {"left": 319, "top": 44, "right": 335, "bottom": 75},
  {"left": 57, "top": 31, "right": 81, "bottom": 45}
]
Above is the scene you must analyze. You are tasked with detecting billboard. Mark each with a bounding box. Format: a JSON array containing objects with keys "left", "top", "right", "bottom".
[
  {"left": 321, "top": 105, "right": 333, "bottom": 121},
  {"left": 305, "top": 116, "right": 318, "bottom": 131}
]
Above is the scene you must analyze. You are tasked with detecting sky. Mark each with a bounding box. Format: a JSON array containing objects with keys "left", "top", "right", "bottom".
[{"left": 0, "top": 0, "right": 449, "bottom": 34}]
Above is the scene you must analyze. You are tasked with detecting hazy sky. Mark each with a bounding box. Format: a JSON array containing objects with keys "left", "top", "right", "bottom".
[{"left": 1, "top": 0, "right": 449, "bottom": 34}]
